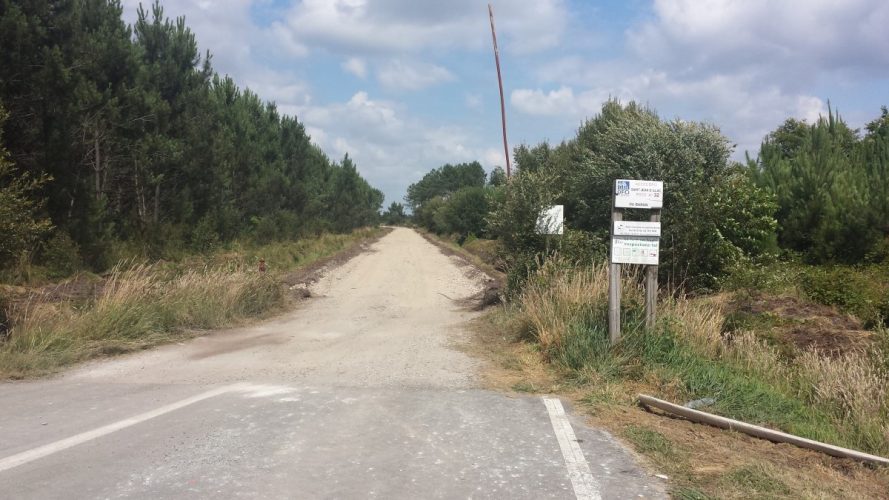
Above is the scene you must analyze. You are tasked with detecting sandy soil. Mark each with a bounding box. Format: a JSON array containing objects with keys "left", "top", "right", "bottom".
[{"left": 65, "top": 227, "right": 487, "bottom": 388}]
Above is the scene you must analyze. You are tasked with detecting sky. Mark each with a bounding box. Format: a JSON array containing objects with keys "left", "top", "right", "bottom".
[{"left": 120, "top": 0, "right": 889, "bottom": 206}]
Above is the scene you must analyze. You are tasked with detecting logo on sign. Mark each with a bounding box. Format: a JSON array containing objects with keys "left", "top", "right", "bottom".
[{"left": 616, "top": 180, "right": 630, "bottom": 196}]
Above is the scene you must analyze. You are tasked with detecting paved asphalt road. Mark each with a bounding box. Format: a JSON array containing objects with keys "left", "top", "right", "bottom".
[{"left": 0, "top": 228, "right": 666, "bottom": 499}]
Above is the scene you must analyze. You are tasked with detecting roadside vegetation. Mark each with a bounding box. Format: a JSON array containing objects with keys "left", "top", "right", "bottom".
[
  {"left": 0, "top": 228, "right": 385, "bottom": 379},
  {"left": 0, "top": 1, "right": 383, "bottom": 278},
  {"left": 0, "top": 3, "right": 388, "bottom": 378},
  {"left": 412, "top": 100, "right": 889, "bottom": 497},
  {"left": 489, "top": 259, "right": 889, "bottom": 497}
]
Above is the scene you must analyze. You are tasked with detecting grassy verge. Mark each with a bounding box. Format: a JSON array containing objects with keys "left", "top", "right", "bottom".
[
  {"left": 727, "top": 260, "right": 889, "bottom": 329},
  {"left": 0, "top": 228, "right": 385, "bottom": 379},
  {"left": 473, "top": 259, "right": 889, "bottom": 498},
  {"left": 416, "top": 230, "right": 504, "bottom": 281}
]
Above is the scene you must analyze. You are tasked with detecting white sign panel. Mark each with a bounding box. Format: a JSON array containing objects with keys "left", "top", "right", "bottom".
[
  {"left": 611, "top": 237, "right": 660, "bottom": 265},
  {"left": 535, "top": 205, "right": 564, "bottom": 235},
  {"left": 614, "top": 179, "right": 663, "bottom": 209},
  {"left": 614, "top": 221, "right": 661, "bottom": 237}
]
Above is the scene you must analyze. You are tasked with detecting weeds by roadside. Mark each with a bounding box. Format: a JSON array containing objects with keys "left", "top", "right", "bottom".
[
  {"left": 0, "top": 228, "right": 385, "bottom": 379},
  {"left": 480, "top": 257, "right": 889, "bottom": 498}
]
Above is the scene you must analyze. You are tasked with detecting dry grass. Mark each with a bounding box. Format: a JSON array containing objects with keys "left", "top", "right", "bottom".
[
  {"left": 798, "top": 349, "right": 889, "bottom": 451},
  {"left": 0, "top": 228, "right": 385, "bottom": 379},
  {"left": 0, "top": 263, "right": 283, "bottom": 378},
  {"left": 469, "top": 259, "right": 889, "bottom": 498}
]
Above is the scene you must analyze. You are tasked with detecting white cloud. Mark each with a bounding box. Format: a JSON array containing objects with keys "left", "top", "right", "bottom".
[
  {"left": 376, "top": 60, "right": 454, "bottom": 91},
  {"left": 510, "top": 0, "right": 889, "bottom": 157},
  {"left": 629, "top": 0, "right": 889, "bottom": 82},
  {"left": 632, "top": 0, "right": 889, "bottom": 151},
  {"left": 117, "top": 0, "right": 885, "bottom": 199},
  {"left": 276, "top": 0, "right": 567, "bottom": 55},
  {"left": 511, "top": 73, "right": 828, "bottom": 156},
  {"left": 484, "top": 148, "right": 506, "bottom": 168},
  {"left": 511, "top": 86, "right": 605, "bottom": 117},
  {"left": 341, "top": 57, "right": 368, "bottom": 78},
  {"left": 270, "top": 22, "right": 310, "bottom": 57},
  {"left": 465, "top": 93, "right": 483, "bottom": 110},
  {"left": 297, "top": 91, "right": 496, "bottom": 203}
]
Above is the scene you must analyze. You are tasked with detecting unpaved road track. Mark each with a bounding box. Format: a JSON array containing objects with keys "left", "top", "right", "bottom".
[{"left": 0, "top": 228, "right": 665, "bottom": 499}]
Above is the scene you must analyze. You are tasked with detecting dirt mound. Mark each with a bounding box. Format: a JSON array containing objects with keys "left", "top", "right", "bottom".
[
  {"left": 1, "top": 274, "right": 106, "bottom": 309},
  {"left": 729, "top": 293, "right": 875, "bottom": 356}
]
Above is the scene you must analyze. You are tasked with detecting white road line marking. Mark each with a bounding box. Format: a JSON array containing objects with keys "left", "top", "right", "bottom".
[
  {"left": 543, "top": 397, "right": 601, "bottom": 500},
  {"left": 0, "top": 383, "right": 249, "bottom": 473}
]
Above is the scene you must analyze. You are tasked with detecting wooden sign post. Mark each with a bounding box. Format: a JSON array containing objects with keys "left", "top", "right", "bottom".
[{"left": 609, "top": 180, "right": 664, "bottom": 343}]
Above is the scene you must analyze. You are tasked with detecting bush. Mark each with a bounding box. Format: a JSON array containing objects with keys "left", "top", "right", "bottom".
[
  {"left": 489, "top": 100, "right": 778, "bottom": 292},
  {"left": 799, "top": 266, "right": 889, "bottom": 327},
  {"left": 190, "top": 216, "right": 220, "bottom": 252},
  {"left": 40, "top": 232, "right": 83, "bottom": 279},
  {"left": 437, "top": 186, "right": 489, "bottom": 241},
  {"left": 0, "top": 104, "right": 52, "bottom": 269},
  {"left": 754, "top": 108, "right": 889, "bottom": 264}
]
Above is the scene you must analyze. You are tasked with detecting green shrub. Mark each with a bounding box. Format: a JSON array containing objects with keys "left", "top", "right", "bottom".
[
  {"left": 438, "top": 186, "right": 490, "bottom": 241},
  {"left": 754, "top": 108, "right": 889, "bottom": 263},
  {"left": 489, "top": 100, "right": 778, "bottom": 292},
  {"left": 191, "top": 216, "right": 220, "bottom": 252},
  {"left": 799, "top": 266, "right": 888, "bottom": 327},
  {"left": 0, "top": 105, "right": 52, "bottom": 269},
  {"left": 40, "top": 232, "right": 83, "bottom": 279}
]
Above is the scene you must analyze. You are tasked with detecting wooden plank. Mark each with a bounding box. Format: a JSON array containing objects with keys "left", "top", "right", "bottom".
[
  {"left": 638, "top": 394, "right": 889, "bottom": 465},
  {"left": 645, "top": 210, "right": 661, "bottom": 329},
  {"left": 609, "top": 209, "right": 622, "bottom": 344}
]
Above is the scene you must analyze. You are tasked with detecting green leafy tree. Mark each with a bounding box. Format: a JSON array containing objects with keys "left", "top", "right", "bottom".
[
  {"left": 490, "top": 100, "right": 777, "bottom": 290},
  {"left": 753, "top": 106, "right": 887, "bottom": 263},
  {"left": 0, "top": 1, "right": 385, "bottom": 273},
  {"left": 405, "top": 161, "right": 486, "bottom": 210},
  {"left": 0, "top": 104, "right": 52, "bottom": 268},
  {"left": 488, "top": 166, "right": 507, "bottom": 187},
  {"left": 438, "top": 186, "right": 490, "bottom": 240},
  {"left": 382, "top": 202, "right": 407, "bottom": 225}
]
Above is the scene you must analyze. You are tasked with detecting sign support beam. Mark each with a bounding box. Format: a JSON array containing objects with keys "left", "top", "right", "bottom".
[
  {"left": 645, "top": 210, "right": 661, "bottom": 329},
  {"left": 609, "top": 179, "right": 663, "bottom": 344},
  {"left": 609, "top": 208, "right": 622, "bottom": 344}
]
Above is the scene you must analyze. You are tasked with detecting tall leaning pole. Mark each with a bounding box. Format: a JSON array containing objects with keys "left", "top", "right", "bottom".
[{"left": 488, "top": 3, "right": 512, "bottom": 179}]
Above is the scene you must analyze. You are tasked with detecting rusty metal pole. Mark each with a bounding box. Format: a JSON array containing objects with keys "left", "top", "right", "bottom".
[{"left": 488, "top": 4, "right": 512, "bottom": 178}]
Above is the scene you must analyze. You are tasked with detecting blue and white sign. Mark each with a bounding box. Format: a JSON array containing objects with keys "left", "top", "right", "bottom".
[{"left": 614, "top": 180, "right": 663, "bottom": 209}]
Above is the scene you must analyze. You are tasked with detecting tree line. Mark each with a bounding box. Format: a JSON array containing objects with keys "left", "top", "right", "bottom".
[
  {"left": 0, "top": 0, "right": 383, "bottom": 275},
  {"left": 409, "top": 100, "right": 889, "bottom": 291},
  {"left": 752, "top": 106, "right": 889, "bottom": 263}
]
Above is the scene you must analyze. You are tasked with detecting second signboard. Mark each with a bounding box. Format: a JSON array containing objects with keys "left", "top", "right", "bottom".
[{"left": 613, "top": 220, "right": 661, "bottom": 237}]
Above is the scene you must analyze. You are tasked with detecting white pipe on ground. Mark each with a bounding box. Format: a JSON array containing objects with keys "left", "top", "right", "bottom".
[{"left": 637, "top": 394, "right": 889, "bottom": 466}]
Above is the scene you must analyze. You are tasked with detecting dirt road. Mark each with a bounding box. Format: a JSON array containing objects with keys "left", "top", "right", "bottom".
[{"left": 0, "top": 228, "right": 665, "bottom": 499}]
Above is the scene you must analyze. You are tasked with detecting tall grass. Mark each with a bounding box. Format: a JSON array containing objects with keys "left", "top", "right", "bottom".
[
  {"left": 0, "top": 263, "right": 282, "bottom": 378},
  {"left": 510, "top": 259, "right": 889, "bottom": 456},
  {"left": 0, "top": 228, "right": 384, "bottom": 378}
]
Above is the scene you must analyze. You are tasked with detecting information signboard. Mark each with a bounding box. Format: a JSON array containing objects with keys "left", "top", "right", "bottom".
[
  {"left": 614, "top": 179, "right": 663, "bottom": 209},
  {"left": 611, "top": 236, "right": 660, "bottom": 266},
  {"left": 535, "top": 205, "right": 564, "bottom": 235},
  {"left": 613, "top": 221, "right": 661, "bottom": 237}
]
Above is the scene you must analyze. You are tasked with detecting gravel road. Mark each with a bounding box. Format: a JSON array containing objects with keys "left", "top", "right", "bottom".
[{"left": 0, "top": 227, "right": 666, "bottom": 499}]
